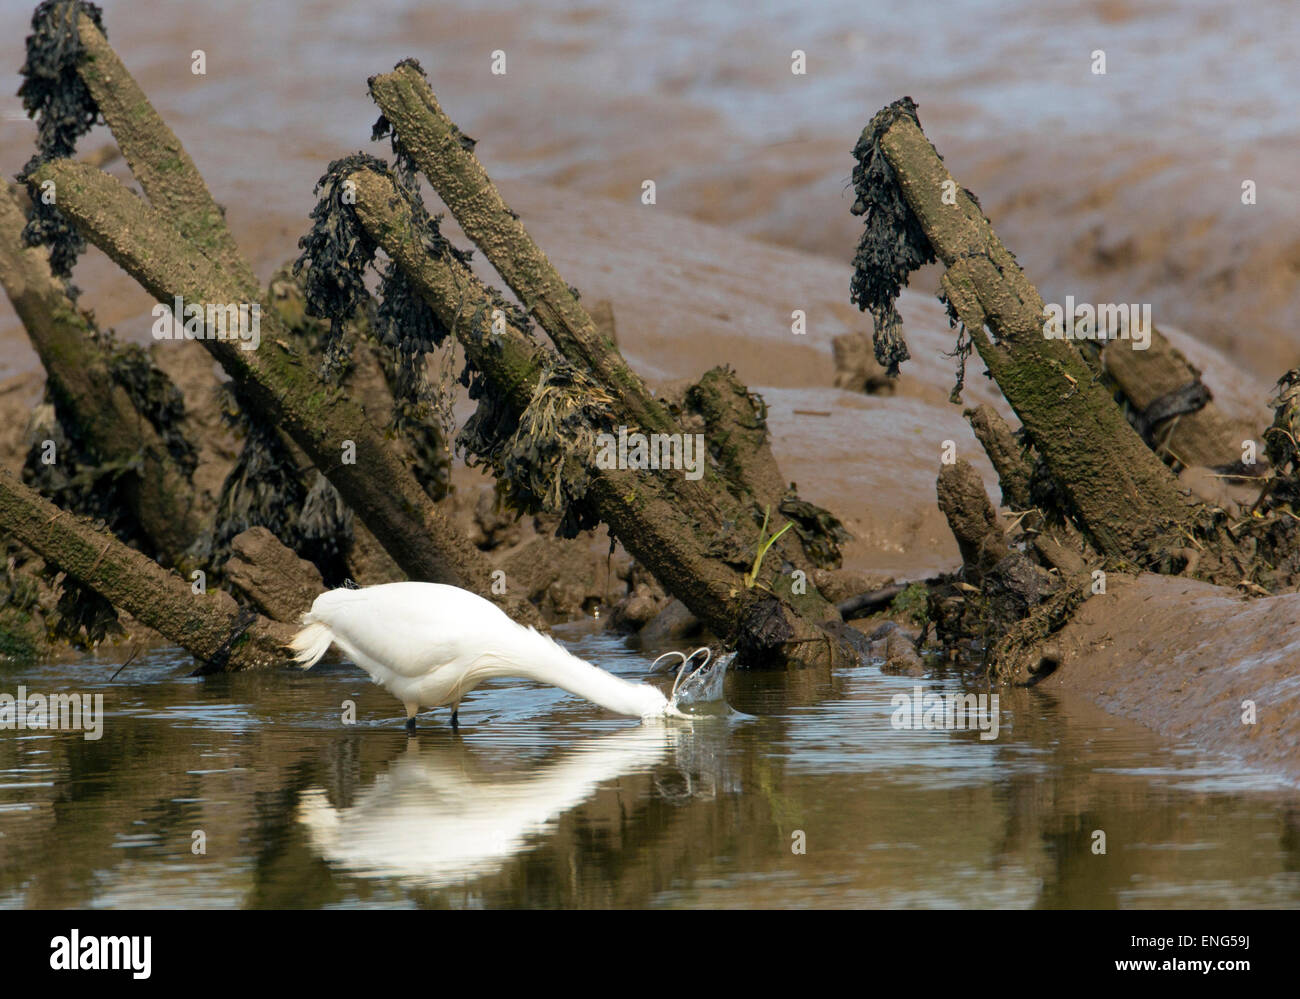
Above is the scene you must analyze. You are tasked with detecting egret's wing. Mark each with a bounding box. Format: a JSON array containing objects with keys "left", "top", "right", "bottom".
[{"left": 310, "top": 582, "right": 509, "bottom": 679}]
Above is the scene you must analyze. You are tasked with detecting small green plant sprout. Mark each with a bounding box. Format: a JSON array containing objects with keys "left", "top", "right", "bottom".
[
  {"left": 744, "top": 506, "right": 793, "bottom": 590},
  {"left": 890, "top": 581, "right": 930, "bottom": 629}
]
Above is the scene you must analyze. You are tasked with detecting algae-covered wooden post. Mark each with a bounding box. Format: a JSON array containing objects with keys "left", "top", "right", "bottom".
[
  {"left": 16, "top": 9, "right": 535, "bottom": 618},
  {"left": 365, "top": 63, "right": 847, "bottom": 586},
  {"left": 964, "top": 404, "right": 1032, "bottom": 512},
  {"left": 686, "top": 367, "right": 792, "bottom": 515},
  {"left": 367, "top": 62, "right": 826, "bottom": 551},
  {"left": 1100, "top": 327, "right": 1254, "bottom": 471},
  {"left": 368, "top": 62, "right": 673, "bottom": 439},
  {"left": 0, "top": 468, "right": 292, "bottom": 671},
  {"left": 72, "top": 11, "right": 253, "bottom": 289},
  {"left": 347, "top": 167, "right": 853, "bottom": 669},
  {"left": 0, "top": 184, "right": 203, "bottom": 568},
  {"left": 30, "top": 159, "right": 527, "bottom": 619},
  {"left": 858, "top": 99, "right": 1200, "bottom": 564}
]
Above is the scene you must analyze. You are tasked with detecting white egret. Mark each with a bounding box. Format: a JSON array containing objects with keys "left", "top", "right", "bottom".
[{"left": 289, "top": 581, "right": 716, "bottom": 730}]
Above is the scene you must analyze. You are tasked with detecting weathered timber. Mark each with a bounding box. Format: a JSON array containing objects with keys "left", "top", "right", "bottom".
[
  {"left": 348, "top": 167, "right": 853, "bottom": 668},
  {"left": 225, "top": 527, "right": 324, "bottom": 623},
  {"left": 28, "top": 159, "right": 529, "bottom": 620},
  {"left": 73, "top": 11, "right": 253, "bottom": 287},
  {"left": 0, "top": 467, "right": 292, "bottom": 671},
  {"left": 963, "top": 404, "right": 1092, "bottom": 577},
  {"left": 366, "top": 65, "right": 829, "bottom": 577},
  {"left": 936, "top": 460, "right": 1007, "bottom": 576},
  {"left": 869, "top": 106, "right": 1200, "bottom": 563},
  {"left": 964, "top": 405, "right": 1032, "bottom": 511},
  {"left": 1101, "top": 326, "right": 1256, "bottom": 471},
  {"left": 368, "top": 63, "right": 671, "bottom": 436},
  {"left": 0, "top": 183, "right": 202, "bottom": 567},
  {"left": 686, "top": 367, "right": 790, "bottom": 513}
]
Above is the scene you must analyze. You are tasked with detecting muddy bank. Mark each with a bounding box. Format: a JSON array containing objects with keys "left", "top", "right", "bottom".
[{"left": 1039, "top": 574, "right": 1300, "bottom": 783}]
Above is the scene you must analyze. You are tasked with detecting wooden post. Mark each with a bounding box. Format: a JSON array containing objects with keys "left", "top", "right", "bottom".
[
  {"left": 29, "top": 159, "right": 530, "bottom": 620},
  {"left": 0, "top": 183, "right": 203, "bottom": 568},
  {"left": 73, "top": 11, "right": 254, "bottom": 289},
  {"left": 862, "top": 102, "right": 1200, "bottom": 563},
  {"left": 348, "top": 167, "right": 852, "bottom": 668},
  {"left": 1101, "top": 327, "right": 1254, "bottom": 471},
  {"left": 0, "top": 468, "right": 292, "bottom": 671},
  {"left": 368, "top": 63, "right": 672, "bottom": 438}
]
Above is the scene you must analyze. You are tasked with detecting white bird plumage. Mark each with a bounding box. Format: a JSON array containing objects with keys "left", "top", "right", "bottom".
[{"left": 289, "top": 581, "right": 684, "bottom": 728}]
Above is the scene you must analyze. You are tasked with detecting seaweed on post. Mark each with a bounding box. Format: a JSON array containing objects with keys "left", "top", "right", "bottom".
[
  {"left": 850, "top": 97, "right": 1203, "bottom": 568},
  {"left": 362, "top": 62, "right": 852, "bottom": 625},
  {"left": 16, "top": 0, "right": 105, "bottom": 282},
  {"left": 0, "top": 468, "right": 293, "bottom": 670},
  {"left": 0, "top": 185, "right": 204, "bottom": 571},
  {"left": 26, "top": 153, "right": 511, "bottom": 610},
  {"left": 296, "top": 155, "right": 612, "bottom": 539},
  {"left": 849, "top": 97, "right": 936, "bottom": 377}
]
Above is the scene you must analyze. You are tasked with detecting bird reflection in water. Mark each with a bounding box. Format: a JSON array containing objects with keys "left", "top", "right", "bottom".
[{"left": 297, "top": 722, "right": 736, "bottom": 885}]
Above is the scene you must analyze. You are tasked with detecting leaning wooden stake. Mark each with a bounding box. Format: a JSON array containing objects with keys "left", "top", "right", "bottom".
[
  {"left": 0, "top": 184, "right": 204, "bottom": 568},
  {"left": 863, "top": 101, "right": 1200, "bottom": 563},
  {"left": 686, "top": 367, "right": 792, "bottom": 516},
  {"left": 30, "top": 159, "right": 527, "bottom": 618},
  {"left": 0, "top": 468, "right": 292, "bottom": 671},
  {"left": 1100, "top": 327, "right": 1255, "bottom": 472},
  {"left": 965, "top": 405, "right": 1032, "bottom": 511},
  {"left": 349, "top": 168, "right": 851, "bottom": 668},
  {"left": 367, "top": 64, "right": 840, "bottom": 568},
  {"left": 368, "top": 62, "right": 671, "bottom": 438},
  {"left": 23, "top": 14, "right": 533, "bottom": 616},
  {"left": 72, "top": 11, "right": 253, "bottom": 288},
  {"left": 364, "top": 66, "right": 846, "bottom": 599}
]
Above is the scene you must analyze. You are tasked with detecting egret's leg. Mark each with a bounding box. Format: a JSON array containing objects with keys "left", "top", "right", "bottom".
[
  {"left": 404, "top": 702, "right": 419, "bottom": 734},
  {"left": 450, "top": 705, "right": 460, "bottom": 731}
]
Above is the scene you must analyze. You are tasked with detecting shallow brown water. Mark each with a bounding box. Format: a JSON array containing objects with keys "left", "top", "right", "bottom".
[{"left": 1, "top": 628, "right": 1297, "bottom": 909}]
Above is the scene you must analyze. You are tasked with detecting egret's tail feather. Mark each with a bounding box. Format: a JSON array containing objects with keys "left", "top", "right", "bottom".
[{"left": 289, "top": 619, "right": 334, "bottom": 669}]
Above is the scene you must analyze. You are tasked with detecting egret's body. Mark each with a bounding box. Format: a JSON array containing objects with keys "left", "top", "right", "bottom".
[{"left": 289, "top": 582, "right": 674, "bottom": 727}]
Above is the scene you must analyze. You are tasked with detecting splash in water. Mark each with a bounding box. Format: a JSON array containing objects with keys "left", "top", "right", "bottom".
[{"left": 651, "top": 647, "right": 733, "bottom": 716}]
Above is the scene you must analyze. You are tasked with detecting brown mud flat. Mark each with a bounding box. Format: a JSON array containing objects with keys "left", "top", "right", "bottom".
[{"left": 1041, "top": 574, "right": 1300, "bottom": 783}]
